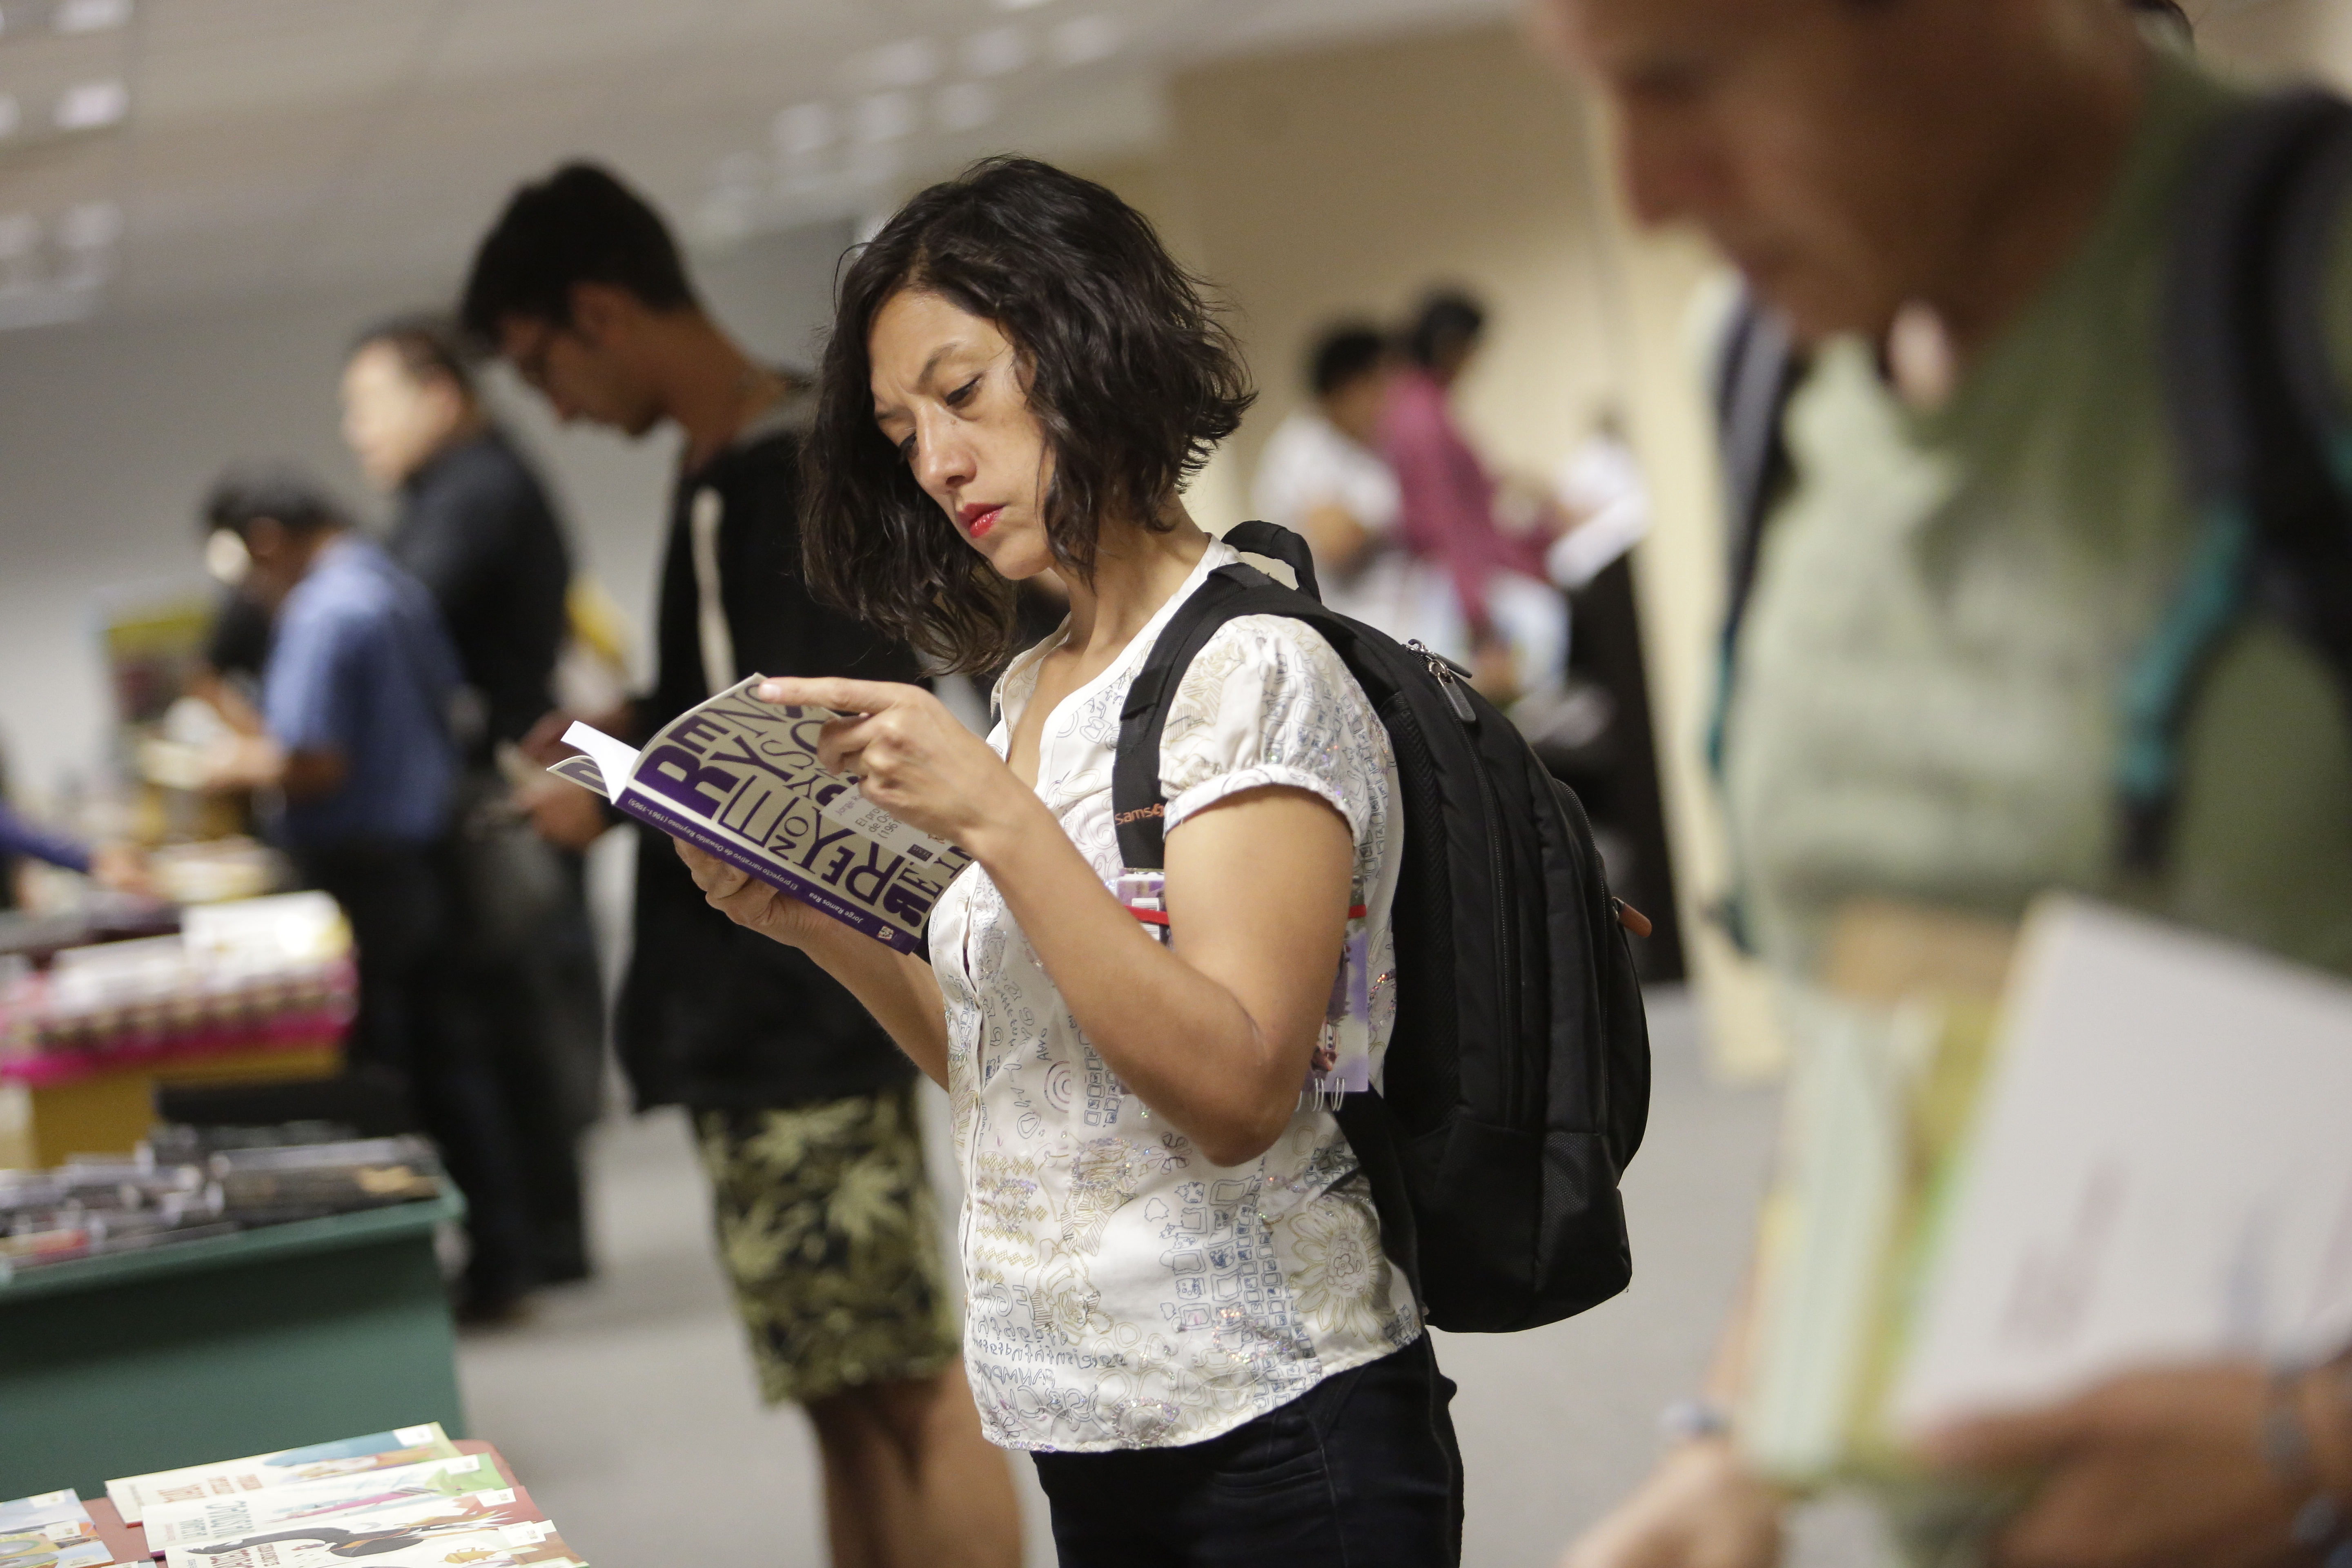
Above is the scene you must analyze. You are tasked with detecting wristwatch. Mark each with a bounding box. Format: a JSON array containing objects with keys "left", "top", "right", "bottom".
[{"left": 1659, "top": 1396, "right": 1733, "bottom": 1445}]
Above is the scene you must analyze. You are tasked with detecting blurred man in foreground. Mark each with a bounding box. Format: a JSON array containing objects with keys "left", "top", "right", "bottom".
[
  {"left": 1537, "top": 0, "right": 2352, "bottom": 1564},
  {"left": 343, "top": 312, "right": 602, "bottom": 1294},
  {"left": 459, "top": 163, "right": 1018, "bottom": 1568}
]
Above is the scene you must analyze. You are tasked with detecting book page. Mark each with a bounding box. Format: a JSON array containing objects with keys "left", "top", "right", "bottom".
[{"left": 1889, "top": 896, "right": 2352, "bottom": 1434}]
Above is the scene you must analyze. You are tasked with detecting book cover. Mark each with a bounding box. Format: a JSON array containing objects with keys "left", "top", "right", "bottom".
[
  {"left": 0, "top": 1494, "right": 83, "bottom": 1532},
  {"left": 550, "top": 676, "right": 971, "bottom": 954},
  {"left": 109, "top": 1425, "right": 452, "bottom": 1525},
  {"left": 1889, "top": 896, "right": 2352, "bottom": 1434},
  {"left": 161, "top": 1514, "right": 580, "bottom": 1568},
  {"left": 0, "top": 1499, "right": 113, "bottom": 1568},
  {"left": 142, "top": 1454, "right": 510, "bottom": 1549}
]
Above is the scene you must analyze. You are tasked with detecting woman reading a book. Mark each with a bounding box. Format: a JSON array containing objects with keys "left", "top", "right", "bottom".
[{"left": 673, "top": 156, "right": 1461, "bottom": 1567}]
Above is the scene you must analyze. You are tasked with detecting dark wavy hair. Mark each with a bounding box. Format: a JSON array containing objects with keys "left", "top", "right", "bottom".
[{"left": 802, "top": 156, "right": 1255, "bottom": 673}]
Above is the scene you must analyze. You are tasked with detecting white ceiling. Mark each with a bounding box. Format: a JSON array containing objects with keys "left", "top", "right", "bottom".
[{"left": 0, "top": 0, "right": 1515, "bottom": 325}]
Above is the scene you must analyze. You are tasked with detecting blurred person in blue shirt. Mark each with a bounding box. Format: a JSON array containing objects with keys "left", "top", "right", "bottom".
[{"left": 197, "top": 463, "right": 537, "bottom": 1319}]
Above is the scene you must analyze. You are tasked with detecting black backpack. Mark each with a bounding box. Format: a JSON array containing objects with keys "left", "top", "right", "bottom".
[
  {"left": 1711, "top": 89, "right": 2352, "bottom": 889},
  {"left": 1110, "top": 520, "right": 1651, "bottom": 1334}
]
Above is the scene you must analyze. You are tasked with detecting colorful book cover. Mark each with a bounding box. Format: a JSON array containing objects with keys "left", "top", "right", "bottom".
[
  {"left": 0, "top": 1508, "right": 113, "bottom": 1568},
  {"left": 108, "top": 1425, "right": 452, "bottom": 1525},
  {"left": 0, "top": 1497, "right": 82, "bottom": 1534},
  {"left": 161, "top": 1512, "right": 580, "bottom": 1568},
  {"left": 142, "top": 1454, "right": 510, "bottom": 1549},
  {"left": 551, "top": 676, "right": 971, "bottom": 954}
]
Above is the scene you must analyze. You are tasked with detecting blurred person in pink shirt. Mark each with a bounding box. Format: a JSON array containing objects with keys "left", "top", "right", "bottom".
[{"left": 1380, "top": 289, "right": 1570, "bottom": 702}]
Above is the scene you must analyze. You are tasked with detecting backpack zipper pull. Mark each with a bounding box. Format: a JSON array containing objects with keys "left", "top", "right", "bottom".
[{"left": 1410, "top": 640, "right": 1477, "bottom": 725}]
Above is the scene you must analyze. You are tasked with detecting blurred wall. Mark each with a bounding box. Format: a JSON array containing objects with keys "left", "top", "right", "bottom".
[
  {"left": 2198, "top": 0, "right": 2352, "bottom": 88},
  {"left": 0, "top": 218, "right": 851, "bottom": 811},
  {"left": 1168, "top": 25, "right": 1624, "bottom": 493}
]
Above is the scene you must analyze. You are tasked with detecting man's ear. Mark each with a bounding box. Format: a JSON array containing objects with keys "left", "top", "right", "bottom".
[{"left": 567, "top": 281, "right": 635, "bottom": 347}]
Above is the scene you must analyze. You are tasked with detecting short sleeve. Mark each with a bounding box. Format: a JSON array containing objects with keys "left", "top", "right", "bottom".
[
  {"left": 1160, "top": 615, "right": 1391, "bottom": 850},
  {"left": 264, "top": 603, "right": 362, "bottom": 756}
]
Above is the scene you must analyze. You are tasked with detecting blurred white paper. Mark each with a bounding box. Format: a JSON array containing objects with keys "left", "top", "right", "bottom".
[
  {"left": 1547, "top": 437, "right": 1650, "bottom": 590},
  {"left": 1890, "top": 897, "right": 2352, "bottom": 1435}
]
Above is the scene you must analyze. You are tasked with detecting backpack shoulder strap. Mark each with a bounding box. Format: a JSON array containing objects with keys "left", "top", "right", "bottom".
[
  {"left": 2127, "top": 90, "right": 2352, "bottom": 869},
  {"left": 1220, "top": 519, "right": 1323, "bottom": 602},
  {"left": 1111, "top": 563, "right": 1343, "bottom": 871},
  {"left": 2271, "top": 101, "right": 2352, "bottom": 503}
]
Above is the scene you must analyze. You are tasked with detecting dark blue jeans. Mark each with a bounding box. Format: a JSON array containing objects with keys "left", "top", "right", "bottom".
[{"left": 1030, "top": 1334, "right": 1463, "bottom": 1567}]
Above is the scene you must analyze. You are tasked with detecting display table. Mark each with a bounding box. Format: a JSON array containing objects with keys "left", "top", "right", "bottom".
[
  {"left": 0, "top": 1194, "right": 465, "bottom": 1500},
  {"left": 4, "top": 1029, "right": 342, "bottom": 1167}
]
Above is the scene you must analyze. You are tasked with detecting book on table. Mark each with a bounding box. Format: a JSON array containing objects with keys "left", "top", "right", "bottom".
[
  {"left": 140, "top": 1451, "right": 517, "bottom": 1549},
  {"left": 1739, "top": 895, "right": 2352, "bottom": 1487},
  {"left": 549, "top": 675, "right": 970, "bottom": 954},
  {"left": 0, "top": 1490, "right": 115, "bottom": 1568},
  {"left": 159, "top": 1514, "right": 581, "bottom": 1568},
  {"left": 105, "top": 1425, "right": 454, "bottom": 1526}
]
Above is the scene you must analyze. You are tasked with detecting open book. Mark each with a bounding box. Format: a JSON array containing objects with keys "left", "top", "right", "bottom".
[{"left": 550, "top": 676, "right": 972, "bottom": 954}]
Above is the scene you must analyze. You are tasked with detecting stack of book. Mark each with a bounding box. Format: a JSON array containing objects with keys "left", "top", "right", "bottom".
[
  {"left": 1738, "top": 896, "right": 2352, "bottom": 1499},
  {"left": 0, "top": 1132, "right": 442, "bottom": 1278},
  {"left": 0, "top": 894, "right": 354, "bottom": 1085},
  {"left": 5, "top": 1424, "right": 586, "bottom": 1567}
]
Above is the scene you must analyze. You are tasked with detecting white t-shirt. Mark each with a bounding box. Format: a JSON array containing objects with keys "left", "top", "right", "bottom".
[
  {"left": 928, "top": 539, "right": 1422, "bottom": 1452},
  {"left": 1252, "top": 410, "right": 1470, "bottom": 660}
]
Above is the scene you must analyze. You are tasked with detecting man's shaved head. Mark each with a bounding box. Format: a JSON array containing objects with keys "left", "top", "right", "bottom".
[{"left": 1538, "top": 0, "right": 2148, "bottom": 346}]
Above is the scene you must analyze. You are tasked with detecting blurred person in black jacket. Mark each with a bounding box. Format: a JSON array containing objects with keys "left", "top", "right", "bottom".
[
  {"left": 341, "top": 313, "right": 604, "bottom": 1297},
  {"left": 459, "top": 164, "right": 1018, "bottom": 1568}
]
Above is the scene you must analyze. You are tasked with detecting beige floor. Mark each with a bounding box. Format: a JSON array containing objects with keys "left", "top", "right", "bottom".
[{"left": 456, "top": 988, "right": 1889, "bottom": 1566}]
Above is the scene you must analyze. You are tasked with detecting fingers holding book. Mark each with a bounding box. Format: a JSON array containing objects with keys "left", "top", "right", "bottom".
[
  {"left": 676, "top": 839, "right": 833, "bottom": 950},
  {"left": 754, "top": 675, "right": 1020, "bottom": 846}
]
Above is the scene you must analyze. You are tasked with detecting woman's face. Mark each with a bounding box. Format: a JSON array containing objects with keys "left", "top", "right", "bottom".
[{"left": 869, "top": 288, "right": 1056, "bottom": 580}]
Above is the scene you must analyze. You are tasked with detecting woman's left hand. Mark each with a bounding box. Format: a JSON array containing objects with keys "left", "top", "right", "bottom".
[{"left": 753, "top": 677, "right": 1025, "bottom": 846}]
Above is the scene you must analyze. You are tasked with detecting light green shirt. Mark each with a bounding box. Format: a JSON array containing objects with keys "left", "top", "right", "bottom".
[{"left": 1721, "top": 55, "right": 2352, "bottom": 982}]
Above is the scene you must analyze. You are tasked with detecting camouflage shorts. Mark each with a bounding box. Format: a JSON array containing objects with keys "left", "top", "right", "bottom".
[{"left": 694, "top": 1079, "right": 961, "bottom": 1406}]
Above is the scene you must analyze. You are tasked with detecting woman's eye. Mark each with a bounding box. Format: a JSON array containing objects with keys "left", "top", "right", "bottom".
[
  {"left": 897, "top": 434, "right": 917, "bottom": 464},
  {"left": 944, "top": 376, "right": 980, "bottom": 409}
]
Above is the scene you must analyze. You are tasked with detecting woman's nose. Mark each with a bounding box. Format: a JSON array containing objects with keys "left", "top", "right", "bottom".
[{"left": 914, "top": 422, "right": 974, "bottom": 494}]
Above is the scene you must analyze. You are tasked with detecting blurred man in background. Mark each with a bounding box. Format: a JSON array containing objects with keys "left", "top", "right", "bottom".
[
  {"left": 459, "top": 163, "right": 1018, "bottom": 1568},
  {"left": 342, "top": 312, "right": 602, "bottom": 1295},
  {"left": 1254, "top": 322, "right": 1469, "bottom": 657},
  {"left": 1383, "top": 289, "right": 1574, "bottom": 702},
  {"left": 196, "top": 466, "right": 539, "bottom": 1319},
  {"left": 1540, "top": 0, "right": 2352, "bottom": 1564}
]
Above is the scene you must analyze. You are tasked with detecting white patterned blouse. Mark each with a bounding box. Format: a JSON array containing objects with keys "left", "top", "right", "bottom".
[{"left": 928, "top": 539, "right": 1423, "bottom": 1453}]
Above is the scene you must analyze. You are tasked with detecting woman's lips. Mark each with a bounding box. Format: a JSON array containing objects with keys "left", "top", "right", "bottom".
[{"left": 961, "top": 504, "right": 1004, "bottom": 539}]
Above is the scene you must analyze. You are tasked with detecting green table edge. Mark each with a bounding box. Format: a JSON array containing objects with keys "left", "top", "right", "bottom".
[{"left": 0, "top": 1190, "right": 465, "bottom": 1300}]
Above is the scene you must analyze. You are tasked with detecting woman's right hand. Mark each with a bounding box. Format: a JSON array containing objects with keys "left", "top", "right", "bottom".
[
  {"left": 676, "top": 840, "right": 836, "bottom": 951},
  {"left": 1559, "top": 1441, "right": 1784, "bottom": 1568}
]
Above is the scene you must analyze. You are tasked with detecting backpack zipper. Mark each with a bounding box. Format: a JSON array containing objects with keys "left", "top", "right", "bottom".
[
  {"left": 1410, "top": 641, "right": 1523, "bottom": 1127},
  {"left": 1409, "top": 641, "right": 1477, "bottom": 724}
]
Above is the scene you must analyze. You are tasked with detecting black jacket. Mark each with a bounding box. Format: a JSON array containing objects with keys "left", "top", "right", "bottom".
[
  {"left": 617, "top": 402, "right": 922, "bottom": 1111},
  {"left": 385, "top": 428, "right": 570, "bottom": 755}
]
